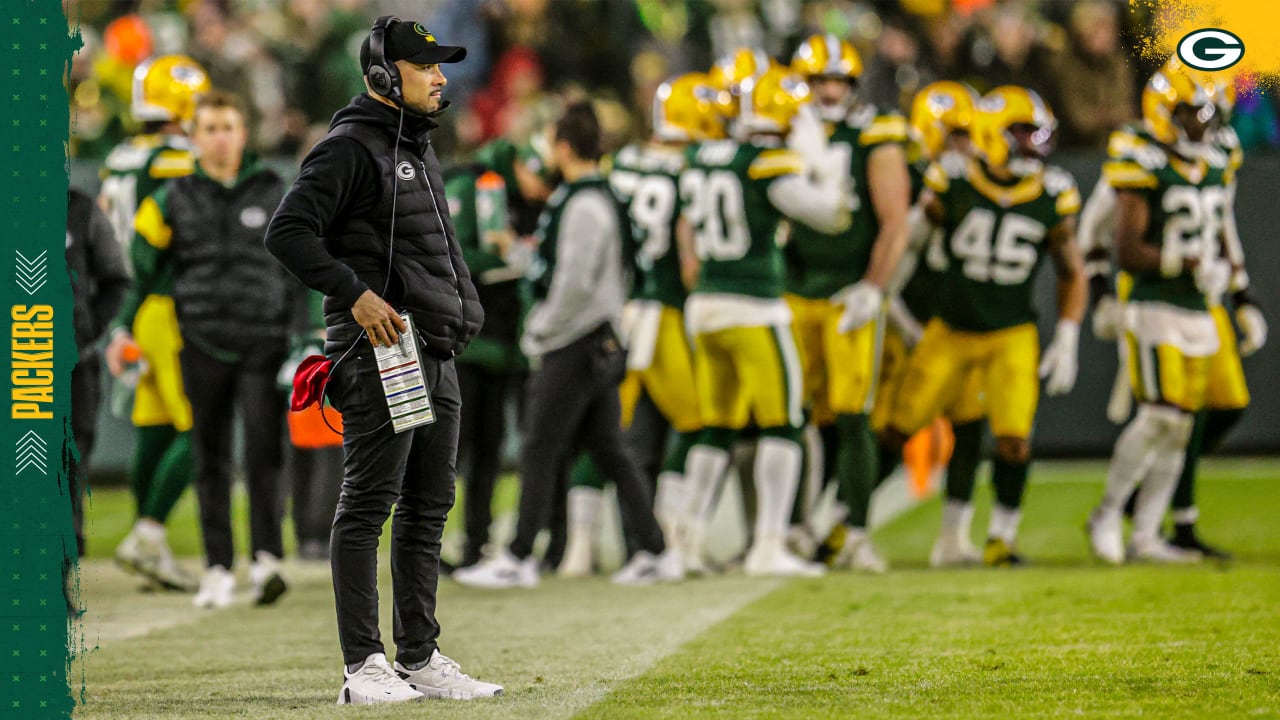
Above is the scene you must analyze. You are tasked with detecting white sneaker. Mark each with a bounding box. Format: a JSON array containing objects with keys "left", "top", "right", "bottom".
[
  {"left": 835, "top": 534, "right": 889, "bottom": 574},
  {"left": 786, "top": 524, "right": 819, "bottom": 559},
  {"left": 611, "top": 550, "right": 684, "bottom": 586},
  {"left": 1088, "top": 508, "right": 1125, "bottom": 565},
  {"left": 452, "top": 550, "right": 538, "bottom": 589},
  {"left": 929, "top": 531, "right": 981, "bottom": 568},
  {"left": 192, "top": 565, "right": 235, "bottom": 609},
  {"left": 248, "top": 551, "right": 288, "bottom": 606},
  {"left": 743, "top": 540, "right": 826, "bottom": 577},
  {"left": 338, "top": 652, "right": 423, "bottom": 705},
  {"left": 394, "top": 649, "right": 503, "bottom": 700},
  {"left": 1129, "top": 537, "right": 1203, "bottom": 564}
]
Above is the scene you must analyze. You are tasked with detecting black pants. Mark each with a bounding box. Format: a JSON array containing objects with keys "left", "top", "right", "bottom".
[
  {"left": 179, "top": 343, "right": 286, "bottom": 569},
  {"left": 325, "top": 350, "right": 460, "bottom": 667},
  {"left": 457, "top": 362, "right": 519, "bottom": 565},
  {"left": 69, "top": 356, "right": 101, "bottom": 558},
  {"left": 510, "top": 325, "right": 664, "bottom": 560}
]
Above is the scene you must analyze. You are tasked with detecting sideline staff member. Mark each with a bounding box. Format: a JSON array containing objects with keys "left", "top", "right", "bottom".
[{"left": 265, "top": 16, "right": 500, "bottom": 705}]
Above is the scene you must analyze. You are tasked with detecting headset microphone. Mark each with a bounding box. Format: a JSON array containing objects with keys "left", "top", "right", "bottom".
[{"left": 366, "top": 15, "right": 402, "bottom": 101}]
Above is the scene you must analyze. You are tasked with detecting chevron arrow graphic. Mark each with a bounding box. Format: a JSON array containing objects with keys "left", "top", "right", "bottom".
[
  {"left": 15, "top": 430, "right": 48, "bottom": 475},
  {"left": 15, "top": 250, "right": 48, "bottom": 296}
]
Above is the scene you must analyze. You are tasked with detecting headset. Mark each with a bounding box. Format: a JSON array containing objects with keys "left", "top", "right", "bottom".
[{"left": 366, "top": 15, "right": 402, "bottom": 102}]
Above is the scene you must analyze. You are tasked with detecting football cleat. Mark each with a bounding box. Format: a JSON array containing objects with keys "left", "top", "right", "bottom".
[
  {"left": 394, "top": 650, "right": 503, "bottom": 700},
  {"left": 982, "top": 537, "right": 1026, "bottom": 568},
  {"left": 834, "top": 531, "right": 889, "bottom": 574},
  {"left": 338, "top": 653, "right": 423, "bottom": 705},
  {"left": 929, "top": 530, "right": 982, "bottom": 568},
  {"left": 812, "top": 523, "right": 847, "bottom": 567},
  {"left": 1128, "top": 537, "right": 1202, "bottom": 564},
  {"left": 1169, "top": 523, "right": 1232, "bottom": 562},
  {"left": 744, "top": 536, "right": 826, "bottom": 577},
  {"left": 1087, "top": 508, "right": 1126, "bottom": 565}
]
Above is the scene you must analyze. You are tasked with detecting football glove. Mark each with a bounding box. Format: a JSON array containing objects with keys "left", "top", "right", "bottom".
[
  {"left": 1236, "top": 303, "right": 1267, "bottom": 357},
  {"left": 834, "top": 281, "right": 883, "bottom": 334},
  {"left": 1194, "top": 257, "right": 1231, "bottom": 299},
  {"left": 1091, "top": 294, "right": 1121, "bottom": 341},
  {"left": 1038, "top": 320, "right": 1080, "bottom": 396}
]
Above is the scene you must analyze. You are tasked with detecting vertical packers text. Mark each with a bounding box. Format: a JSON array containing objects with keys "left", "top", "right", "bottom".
[{"left": 12, "top": 305, "right": 54, "bottom": 419}]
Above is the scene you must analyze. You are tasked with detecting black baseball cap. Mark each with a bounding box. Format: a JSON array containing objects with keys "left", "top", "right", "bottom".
[{"left": 359, "top": 19, "right": 466, "bottom": 72}]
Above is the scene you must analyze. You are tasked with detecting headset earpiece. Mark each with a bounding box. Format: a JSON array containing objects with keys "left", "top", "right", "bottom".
[{"left": 367, "top": 15, "right": 402, "bottom": 101}]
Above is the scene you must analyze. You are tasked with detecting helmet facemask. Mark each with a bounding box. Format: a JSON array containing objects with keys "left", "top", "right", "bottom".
[
  {"left": 1003, "top": 121, "right": 1054, "bottom": 177},
  {"left": 809, "top": 74, "right": 857, "bottom": 122}
]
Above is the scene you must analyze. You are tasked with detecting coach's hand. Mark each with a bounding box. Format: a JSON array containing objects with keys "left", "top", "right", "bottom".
[
  {"left": 1039, "top": 320, "right": 1080, "bottom": 396},
  {"left": 352, "top": 289, "right": 406, "bottom": 348}
]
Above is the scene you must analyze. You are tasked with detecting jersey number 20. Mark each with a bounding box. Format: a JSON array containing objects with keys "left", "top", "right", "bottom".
[{"left": 681, "top": 169, "right": 750, "bottom": 262}]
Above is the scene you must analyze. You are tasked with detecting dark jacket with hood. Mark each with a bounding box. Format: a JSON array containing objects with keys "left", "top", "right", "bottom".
[{"left": 265, "top": 94, "right": 484, "bottom": 358}]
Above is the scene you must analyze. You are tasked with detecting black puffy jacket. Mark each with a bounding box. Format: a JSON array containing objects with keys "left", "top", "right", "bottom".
[{"left": 266, "top": 95, "right": 484, "bottom": 358}]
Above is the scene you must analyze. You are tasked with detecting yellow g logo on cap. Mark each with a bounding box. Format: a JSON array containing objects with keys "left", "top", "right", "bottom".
[{"left": 413, "top": 23, "right": 436, "bottom": 43}]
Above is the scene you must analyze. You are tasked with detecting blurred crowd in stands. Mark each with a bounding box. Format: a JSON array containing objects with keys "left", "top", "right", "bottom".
[{"left": 68, "top": 0, "right": 1280, "bottom": 163}]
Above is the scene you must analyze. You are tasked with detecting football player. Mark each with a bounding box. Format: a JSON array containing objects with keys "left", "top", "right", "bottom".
[
  {"left": 1087, "top": 65, "right": 1246, "bottom": 563},
  {"left": 1080, "top": 64, "right": 1265, "bottom": 561},
  {"left": 678, "top": 65, "right": 850, "bottom": 576},
  {"left": 101, "top": 55, "right": 210, "bottom": 592},
  {"left": 883, "top": 86, "right": 1086, "bottom": 566},
  {"left": 876, "top": 80, "right": 989, "bottom": 567},
  {"left": 783, "top": 34, "right": 912, "bottom": 573}
]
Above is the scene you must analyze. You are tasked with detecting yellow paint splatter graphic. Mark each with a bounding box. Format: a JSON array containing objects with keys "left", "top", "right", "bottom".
[{"left": 1132, "top": 0, "right": 1280, "bottom": 84}]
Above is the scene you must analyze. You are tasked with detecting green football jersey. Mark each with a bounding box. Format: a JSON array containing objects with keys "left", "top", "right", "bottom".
[
  {"left": 899, "top": 158, "right": 946, "bottom": 322},
  {"left": 681, "top": 140, "right": 803, "bottom": 299},
  {"left": 1103, "top": 124, "right": 1233, "bottom": 311},
  {"left": 99, "top": 133, "right": 195, "bottom": 251},
  {"left": 785, "top": 106, "right": 908, "bottom": 298},
  {"left": 927, "top": 156, "right": 1081, "bottom": 332},
  {"left": 610, "top": 143, "right": 687, "bottom": 308}
]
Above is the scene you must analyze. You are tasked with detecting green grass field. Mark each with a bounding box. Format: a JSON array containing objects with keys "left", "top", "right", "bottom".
[{"left": 72, "top": 460, "right": 1280, "bottom": 719}]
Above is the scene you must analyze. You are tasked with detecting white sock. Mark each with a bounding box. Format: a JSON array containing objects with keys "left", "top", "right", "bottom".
[
  {"left": 653, "top": 472, "right": 684, "bottom": 544},
  {"left": 1132, "top": 453, "right": 1186, "bottom": 545},
  {"left": 683, "top": 445, "right": 730, "bottom": 530},
  {"left": 567, "top": 486, "right": 603, "bottom": 534},
  {"left": 752, "top": 437, "right": 803, "bottom": 543},
  {"left": 1131, "top": 409, "right": 1193, "bottom": 545},
  {"left": 987, "top": 504, "right": 1021, "bottom": 544},
  {"left": 800, "top": 424, "right": 825, "bottom": 522},
  {"left": 1099, "top": 406, "right": 1166, "bottom": 514},
  {"left": 940, "top": 499, "right": 973, "bottom": 535},
  {"left": 1171, "top": 506, "right": 1199, "bottom": 525}
]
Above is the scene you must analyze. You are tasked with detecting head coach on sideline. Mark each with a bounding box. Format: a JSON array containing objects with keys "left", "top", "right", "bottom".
[{"left": 264, "top": 16, "right": 498, "bottom": 705}]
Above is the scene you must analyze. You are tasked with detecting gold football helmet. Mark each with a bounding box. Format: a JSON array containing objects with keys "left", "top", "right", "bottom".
[
  {"left": 735, "top": 66, "right": 810, "bottom": 138},
  {"left": 131, "top": 54, "right": 211, "bottom": 124},
  {"left": 1142, "top": 59, "right": 1218, "bottom": 147},
  {"left": 652, "top": 72, "right": 726, "bottom": 142},
  {"left": 708, "top": 47, "right": 777, "bottom": 119},
  {"left": 909, "top": 81, "right": 978, "bottom": 161},
  {"left": 972, "top": 86, "right": 1056, "bottom": 176},
  {"left": 791, "top": 33, "right": 862, "bottom": 81}
]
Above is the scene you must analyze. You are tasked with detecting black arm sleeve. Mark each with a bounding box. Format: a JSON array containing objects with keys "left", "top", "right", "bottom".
[
  {"left": 86, "top": 198, "right": 132, "bottom": 342},
  {"left": 265, "top": 137, "right": 381, "bottom": 310}
]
